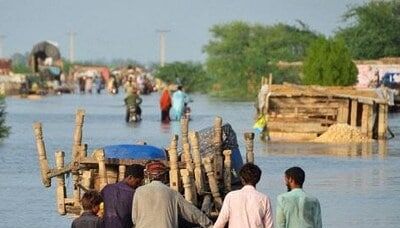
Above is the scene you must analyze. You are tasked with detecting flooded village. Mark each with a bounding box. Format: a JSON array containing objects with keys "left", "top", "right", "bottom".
[{"left": 1, "top": 1, "right": 400, "bottom": 228}]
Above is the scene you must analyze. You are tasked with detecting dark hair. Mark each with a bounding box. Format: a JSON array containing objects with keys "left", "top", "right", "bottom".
[
  {"left": 239, "top": 163, "right": 262, "bottom": 186},
  {"left": 126, "top": 164, "right": 145, "bottom": 179},
  {"left": 285, "top": 167, "right": 305, "bottom": 187},
  {"left": 177, "top": 85, "right": 183, "bottom": 90},
  {"left": 81, "top": 190, "right": 103, "bottom": 211}
]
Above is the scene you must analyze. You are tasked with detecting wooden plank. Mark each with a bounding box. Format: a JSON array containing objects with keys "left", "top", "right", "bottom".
[
  {"left": 275, "top": 107, "right": 338, "bottom": 116},
  {"left": 268, "top": 122, "right": 329, "bottom": 134}
]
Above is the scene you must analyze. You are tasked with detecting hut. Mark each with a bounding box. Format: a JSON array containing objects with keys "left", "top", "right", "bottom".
[{"left": 258, "top": 76, "right": 390, "bottom": 141}]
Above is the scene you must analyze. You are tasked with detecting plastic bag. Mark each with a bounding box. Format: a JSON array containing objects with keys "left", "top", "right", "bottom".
[{"left": 253, "top": 115, "right": 267, "bottom": 133}]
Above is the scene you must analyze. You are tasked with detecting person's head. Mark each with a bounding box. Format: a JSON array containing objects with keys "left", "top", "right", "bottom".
[
  {"left": 145, "top": 161, "right": 168, "bottom": 183},
  {"left": 124, "top": 164, "right": 145, "bottom": 188},
  {"left": 239, "top": 163, "right": 262, "bottom": 187},
  {"left": 284, "top": 166, "right": 305, "bottom": 191},
  {"left": 81, "top": 190, "right": 103, "bottom": 214},
  {"left": 177, "top": 85, "right": 183, "bottom": 91}
]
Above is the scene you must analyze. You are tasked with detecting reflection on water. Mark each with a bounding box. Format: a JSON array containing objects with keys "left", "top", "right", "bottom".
[{"left": 0, "top": 93, "right": 400, "bottom": 228}]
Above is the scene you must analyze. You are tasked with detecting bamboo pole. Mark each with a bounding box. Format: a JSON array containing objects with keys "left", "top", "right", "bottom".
[
  {"left": 244, "top": 132, "right": 255, "bottom": 163},
  {"left": 33, "top": 122, "right": 51, "bottom": 187},
  {"left": 95, "top": 149, "right": 108, "bottom": 191},
  {"left": 72, "top": 109, "right": 85, "bottom": 161},
  {"left": 180, "top": 169, "right": 195, "bottom": 204},
  {"left": 118, "top": 165, "right": 126, "bottom": 182},
  {"left": 223, "top": 150, "right": 232, "bottom": 194},
  {"left": 203, "top": 157, "right": 222, "bottom": 209},
  {"left": 213, "top": 116, "right": 223, "bottom": 180},
  {"left": 168, "top": 135, "right": 180, "bottom": 191},
  {"left": 350, "top": 100, "right": 358, "bottom": 126},
  {"left": 55, "top": 150, "right": 66, "bottom": 215},
  {"left": 189, "top": 131, "right": 204, "bottom": 194}
]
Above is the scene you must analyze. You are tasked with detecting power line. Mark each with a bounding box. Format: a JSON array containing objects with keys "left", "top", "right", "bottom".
[{"left": 156, "top": 29, "right": 170, "bottom": 67}]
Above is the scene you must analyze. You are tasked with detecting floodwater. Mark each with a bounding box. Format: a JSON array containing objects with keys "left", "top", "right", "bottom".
[{"left": 0, "top": 92, "right": 399, "bottom": 228}]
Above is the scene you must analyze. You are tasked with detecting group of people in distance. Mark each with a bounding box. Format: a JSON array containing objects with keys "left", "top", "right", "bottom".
[
  {"left": 160, "top": 85, "right": 191, "bottom": 123},
  {"left": 123, "top": 85, "right": 191, "bottom": 123},
  {"left": 72, "top": 163, "right": 322, "bottom": 228}
]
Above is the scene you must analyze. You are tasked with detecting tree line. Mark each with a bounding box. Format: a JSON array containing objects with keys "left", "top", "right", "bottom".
[{"left": 155, "top": 0, "right": 400, "bottom": 99}]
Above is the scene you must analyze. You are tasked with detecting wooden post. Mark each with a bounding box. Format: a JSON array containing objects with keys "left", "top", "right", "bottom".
[
  {"left": 182, "top": 143, "right": 197, "bottom": 204},
  {"left": 33, "top": 122, "right": 51, "bottom": 187},
  {"left": 55, "top": 150, "right": 66, "bottom": 215},
  {"left": 378, "top": 104, "right": 388, "bottom": 139},
  {"left": 342, "top": 99, "right": 350, "bottom": 124},
  {"left": 203, "top": 157, "right": 222, "bottom": 209},
  {"left": 213, "top": 116, "right": 223, "bottom": 180},
  {"left": 79, "top": 144, "right": 88, "bottom": 158},
  {"left": 223, "top": 150, "right": 232, "bottom": 194},
  {"left": 81, "top": 170, "right": 92, "bottom": 190},
  {"left": 118, "top": 165, "right": 126, "bottom": 182},
  {"left": 367, "top": 105, "right": 374, "bottom": 138},
  {"left": 244, "top": 132, "right": 255, "bottom": 163},
  {"left": 95, "top": 149, "right": 108, "bottom": 191},
  {"left": 181, "top": 117, "right": 189, "bottom": 150},
  {"left": 180, "top": 169, "right": 195, "bottom": 204},
  {"left": 350, "top": 100, "right": 358, "bottom": 127},
  {"left": 183, "top": 143, "right": 194, "bottom": 174},
  {"left": 71, "top": 109, "right": 85, "bottom": 207},
  {"left": 72, "top": 109, "right": 85, "bottom": 161},
  {"left": 168, "top": 135, "right": 180, "bottom": 191},
  {"left": 189, "top": 131, "right": 204, "bottom": 194},
  {"left": 361, "top": 104, "right": 369, "bottom": 136}
]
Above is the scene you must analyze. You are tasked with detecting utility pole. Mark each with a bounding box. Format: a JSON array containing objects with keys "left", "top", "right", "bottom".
[
  {"left": 156, "top": 30, "right": 170, "bottom": 67},
  {"left": 0, "top": 35, "right": 5, "bottom": 58},
  {"left": 68, "top": 32, "right": 76, "bottom": 63}
]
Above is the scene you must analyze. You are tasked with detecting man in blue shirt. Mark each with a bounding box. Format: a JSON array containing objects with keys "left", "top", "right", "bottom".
[
  {"left": 276, "top": 167, "right": 322, "bottom": 228},
  {"left": 101, "top": 164, "right": 144, "bottom": 228}
]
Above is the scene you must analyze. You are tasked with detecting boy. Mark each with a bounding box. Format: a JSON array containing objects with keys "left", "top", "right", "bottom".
[{"left": 71, "top": 190, "right": 103, "bottom": 228}]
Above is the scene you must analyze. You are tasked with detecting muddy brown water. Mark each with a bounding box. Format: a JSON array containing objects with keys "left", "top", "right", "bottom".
[{"left": 0, "top": 93, "right": 399, "bottom": 228}]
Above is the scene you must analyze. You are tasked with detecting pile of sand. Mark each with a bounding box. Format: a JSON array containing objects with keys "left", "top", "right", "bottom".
[{"left": 312, "top": 123, "right": 371, "bottom": 143}]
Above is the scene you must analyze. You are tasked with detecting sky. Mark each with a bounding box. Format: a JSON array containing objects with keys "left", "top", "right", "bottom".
[{"left": 0, "top": 0, "right": 367, "bottom": 64}]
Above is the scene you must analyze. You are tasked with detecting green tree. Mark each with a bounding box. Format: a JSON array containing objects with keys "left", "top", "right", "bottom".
[
  {"left": 336, "top": 0, "right": 400, "bottom": 59},
  {"left": 0, "top": 96, "right": 10, "bottom": 139},
  {"left": 204, "top": 21, "right": 319, "bottom": 99},
  {"left": 303, "top": 38, "right": 358, "bottom": 86},
  {"left": 155, "top": 61, "right": 210, "bottom": 93}
]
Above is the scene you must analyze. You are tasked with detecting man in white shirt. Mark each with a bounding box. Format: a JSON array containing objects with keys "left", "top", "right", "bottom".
[{"left": 214, "top": 163, "right": 274, "bottom": 228}]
